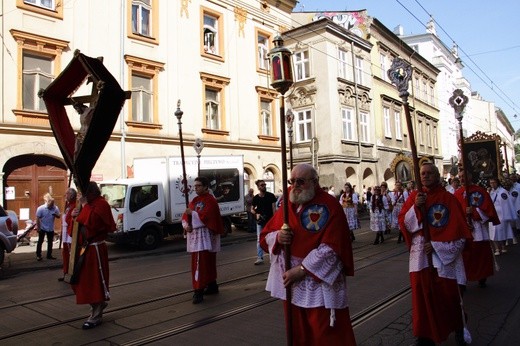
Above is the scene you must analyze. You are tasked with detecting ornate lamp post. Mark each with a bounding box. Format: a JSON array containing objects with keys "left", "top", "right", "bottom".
[
  {"left": 268, "top": 34, "right": 294, "bottom": 345},
  {"left": 175, "top": 100, "right": 190, "bottom": 212},
  {"left": 193, "top": 138, "right": 204, "bottom": 176}
]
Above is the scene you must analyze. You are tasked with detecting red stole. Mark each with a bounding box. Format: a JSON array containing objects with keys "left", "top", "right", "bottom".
[{"left": 183, "top": 192, "right": 225, "bottom": 235}]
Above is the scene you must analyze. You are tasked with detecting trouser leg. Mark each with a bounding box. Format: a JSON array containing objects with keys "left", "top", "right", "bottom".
[
  {"left": 36, "top": 231, "right": 46, "bottom": 257},
  {"left": 46, "top": 232, "right": 54, "bottom": 257}
]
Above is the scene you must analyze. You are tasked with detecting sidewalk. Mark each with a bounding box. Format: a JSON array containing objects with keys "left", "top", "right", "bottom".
[{"left": 1, "top": 227, "right": 257, "bottom": 276}]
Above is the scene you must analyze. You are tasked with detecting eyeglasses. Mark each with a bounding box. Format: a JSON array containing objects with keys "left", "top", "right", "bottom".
[{"left": 288, "top": 178, "right": 313, "bottom": 186}]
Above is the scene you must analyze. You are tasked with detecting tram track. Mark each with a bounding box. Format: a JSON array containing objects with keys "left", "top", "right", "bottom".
[{"left": 1, "top": 234, "right": 411, "bottom": 343}]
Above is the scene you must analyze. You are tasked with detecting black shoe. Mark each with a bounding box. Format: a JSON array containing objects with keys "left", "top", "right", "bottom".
[
  {"left": 373, "top": 240, "right": 379, "bottom": 245},
  {"left": 82, "top": 320, "right": 102, "bottom": 330},
  {"left": 416, "top": 337, "right": 435, "bottom": 346},
  {"left": 478, "top": 279, "right": 487, "bottom": 288},
  {"left": 192, "top": 290, "right": 204, "bottom": 304},
  {"left": 204, "top": 282, "right": 219, "bottom": 295},
  {"left": 58, "top": 277, "right": 65, "bottom": 282},
  {"left": 47, "top": 256, "right": 57, "bottom": 260},
  {"left": 36, "top": 256, "right": 43, "bottom": 261}
]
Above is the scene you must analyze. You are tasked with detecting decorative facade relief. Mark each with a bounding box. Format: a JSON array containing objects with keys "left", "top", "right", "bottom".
[
  {"left": 234, "top": 7, "right": 247, "bottom": 37},
  {"left": 180, "top": 0, "right": 191, "bottom": 18}
]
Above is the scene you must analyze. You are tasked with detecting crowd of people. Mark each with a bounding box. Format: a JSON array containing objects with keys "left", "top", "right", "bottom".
[{"left": 31, "top": 162, "right": 520, "bottom": 344}]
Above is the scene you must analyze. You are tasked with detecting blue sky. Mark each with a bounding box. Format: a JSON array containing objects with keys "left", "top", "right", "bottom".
[{"left": 296, "top": 0, "right": 520, "bottom": 130}]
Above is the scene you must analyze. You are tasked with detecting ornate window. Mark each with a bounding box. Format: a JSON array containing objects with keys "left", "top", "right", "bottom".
[
  {"left": 256, "top": 30, "right": 270, "bottom": 71},
  {"left": 11, "top": 29, "right": 68, "bottom": 123},
  {"left": 338, "top": 48, "right": 349, "bottom": 80},
  {"left": 201, "top": 7, "right": 224, "bottom": 61},
  {"left": 124, "top": 55, "right": 164, "bottom": 131},
  {"left": 342, "top": 108, "right": 355, "bottom": 140},
  {"left": 200, "top": 72, "right": 230, "bottom": 136},
  {"left": 23, "top": 54, "right": 52, "bottom": 111},
  {"left": 355, "top": 56, "right": 364, "bottom": 84},
  {"left": 127, "top": 0, "right": 158, "bottom": 44},
  {"left": 17, "top": 0, "right": 63, "bottom": 19},
  {"left": 383, "top": 106, "right": 391, "bottom": 138},
  {"left": 295, "top": 109, "right": 312, "bottom": 142},
  {"left": 294, "top": 50, "right": 310, "bottom": 81},
  {"left": 360, "top": 112, "right": 369, "bottom": 142},
  {"left": 394, "top": 110, "right": 402, "bottom": 140}
]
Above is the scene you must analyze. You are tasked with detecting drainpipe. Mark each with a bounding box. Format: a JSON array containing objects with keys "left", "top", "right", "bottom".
[{"left": 120, "top": 0, "right": 126, "bottom": 178}]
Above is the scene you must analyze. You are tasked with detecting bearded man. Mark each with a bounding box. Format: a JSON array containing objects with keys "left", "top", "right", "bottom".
[{"left": 260, "top": 163, "right": 356, "bottom": 345}]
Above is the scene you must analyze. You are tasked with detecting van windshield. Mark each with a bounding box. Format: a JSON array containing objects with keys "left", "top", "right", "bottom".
[{"left": 100, "top": 184, "right": 127, "bottom": 208}]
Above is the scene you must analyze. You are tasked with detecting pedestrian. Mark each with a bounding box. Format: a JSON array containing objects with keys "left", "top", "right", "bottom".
[
  {"left": 380, "top": 182, "right": 392, "bottom": 234},
  {"left": 370, "top": 186, "right": 388, "bottom": 244},
  {"left": 35, "top": 193, "right": 60, "bottom": 261},
  {"left": 454, "top": 168, "right": 499, "bottom": 288},
  {"left": 59, "top": 187, "right": 77, "bottom": 281},
  {"left": 365, "top": 186, "right": 372, "bottom": 212},
  {"left": 259, "top": 163, "right": 356, "bottom": 345},
  {"left": 244, "top": 188, "right": 255, "bottom": 233},
  {"left": 251, "top": 179, "right": 277, "bottom": 265},
  {"left": 488, "top": 177, "right": 516, "bottom": 255},
  {"left": 390, "top": 181, "right": 408, "bottom": 243},
  {"left": 446, "top": 176, "right": 461, "bottom": 194},
  {"left": 71, "top": 182, "right": 116, "bottom": 329},
  {"left": 328, "top": 185, "right": 336, "bottom": 197},
  {"left": 339, "top": 182, "right": 359, "bottom": 240},
  {"left": 182, "top": 176, "right": 224, "bottom": 304},
  {"left": 503, "top": 177, "right": 519, "bottom": 246},
  {"left": 398, "top": 162, "right": 472, "bottom": 345}
]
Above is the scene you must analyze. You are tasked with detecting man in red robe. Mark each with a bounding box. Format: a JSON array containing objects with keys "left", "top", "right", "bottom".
[
  {"left": 398, "top": 163, "right": 472, "bottom": 345},
  {"left": 454, "top": 168, "right": 499, "bottom": 288},
  {"left": 72, "top": 181, "right": 116, "bottom": 329},
  {"left": 182, "top": 176, "right": 224, "bottom": 304},
  {"left": 260, "top": 163, "right": 356, "bottom": 345}
]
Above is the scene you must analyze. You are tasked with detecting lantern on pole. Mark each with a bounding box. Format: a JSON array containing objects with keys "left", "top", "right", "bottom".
[{"left": 268, "top": 33, "right": 294, "bottom": 346}]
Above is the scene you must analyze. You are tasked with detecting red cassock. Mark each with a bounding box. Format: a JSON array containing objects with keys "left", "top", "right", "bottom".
[
  {"left": 72, "top": 196, "right": 116, "bottom": 304},
  {"left": 454, "top": 184, "right": 499, "bottom": 282},
  {"left": 398, "top": 185, "right": 472, "bottom": 343},
  {"left": 260, "top": 187, "right": 356, "bottom": 345},
  {"left": 182, "top": 193, "right": 224, "bottom": 290}
]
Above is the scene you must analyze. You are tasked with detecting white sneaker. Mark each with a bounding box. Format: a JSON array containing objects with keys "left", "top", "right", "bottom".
[
  {"left": 502, "top": 248, "right": 508, "bottom": 253},
  {"left": 513, "top": 238, "right": 518, "bottom": 245},
  {"left": 494, "top": 251, "right": 501, "bottom": 256},
  {"left": 254, "top": 258, "right": 264, "bottom": 265}
]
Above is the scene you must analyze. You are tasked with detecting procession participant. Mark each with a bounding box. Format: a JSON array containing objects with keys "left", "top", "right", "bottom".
[
  {"left": 390, "top": 181, "right": 409, "bottom": 243},
  {"left": 182, "top": 176, "right": 224, "bottom": 304},
  {"left": 71, "top": 182, "right": 116, "bottom": 329},
  {"left": 503, "top": 176, "right": 519, "bottom": 245},
  {"left": 380, "top": 182, "right": 392, "bottom": 234},
  {"left": 251, "top": 179, "right": 277, "bottom": 265},
  {"left": 370, "top": 186, "right": 389, "bottom": 245},
  {"left": 488, "top": 177, "right": 516, "bottom": 255},
  {"left": 446, "top": 177, "right": 461, "bottom": 194},
  {"left": 59, "top": 188, "right": 77, "bottom": 282},
  {"left": 454, "top": 169, "right": 499, "bottom": 288},
  {"left": 398, "top": 162, "right": 472, "bottom": 345},
  {"left": 339, "top": 182, "right": 359, "bottom": 240},
  {"left": 260, "top": 163, "right": 356, "bottom": 345}
]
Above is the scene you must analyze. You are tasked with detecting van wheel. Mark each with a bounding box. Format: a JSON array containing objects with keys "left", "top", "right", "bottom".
[{"left": 139, "top": 228, "right": 160, "bottom": 250}]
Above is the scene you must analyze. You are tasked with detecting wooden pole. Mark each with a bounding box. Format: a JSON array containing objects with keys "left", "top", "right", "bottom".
[{"left": 388, "top": 57, "right": 432, "bottom": 264}]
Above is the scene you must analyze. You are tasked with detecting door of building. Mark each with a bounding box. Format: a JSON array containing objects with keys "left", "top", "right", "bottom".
[{"left": 4, "top": 154, "right": 68, "bottom": 233}]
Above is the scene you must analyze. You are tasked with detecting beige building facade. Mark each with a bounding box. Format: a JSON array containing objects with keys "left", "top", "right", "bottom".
[{"left": 0, "top": 0, "right": 298, "bottom": 224}]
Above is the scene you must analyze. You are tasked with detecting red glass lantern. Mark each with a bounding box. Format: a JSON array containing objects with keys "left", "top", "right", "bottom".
[{"left": 269, "top": 35, "right": 294, "bottom": 95}]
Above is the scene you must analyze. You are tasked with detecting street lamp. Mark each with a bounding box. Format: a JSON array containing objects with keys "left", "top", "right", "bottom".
[
  {"left": 193, "top": 138, "right": 204, "bottom": 176},
  {"left": 268, "top": 33, "right": 294, "bottom": 345}
]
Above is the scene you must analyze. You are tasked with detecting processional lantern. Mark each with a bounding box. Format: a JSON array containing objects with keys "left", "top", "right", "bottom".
[{"left": 269, "top": 34, "right": 294, "bottom": 95}]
